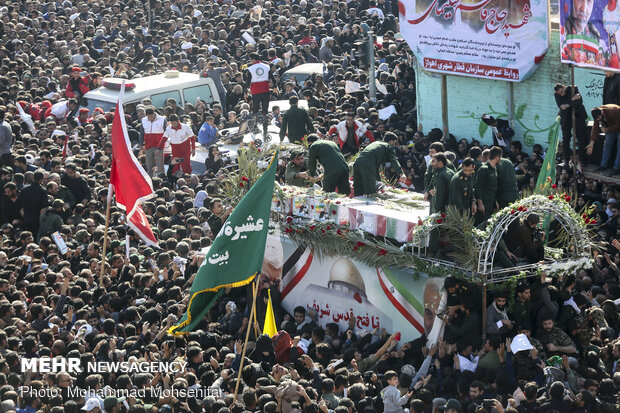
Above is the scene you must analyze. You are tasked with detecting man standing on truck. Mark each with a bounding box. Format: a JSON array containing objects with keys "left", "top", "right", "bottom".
[
  {"left": 140, "top": 107, "right": 166, "bottom": 176},
  {"left": 160, "top": 114, "right": 195, "bottom": 175},
  {"left": 245, "top": 52, "right": 277, "bottom": 138}
]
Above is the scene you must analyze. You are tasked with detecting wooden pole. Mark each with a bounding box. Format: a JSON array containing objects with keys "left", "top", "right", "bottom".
[
  {"left": 100, "top": 185, "right": 113, "bottom": 286},
  {"left": 570, "top": 65, "right": 578, "bottom": 192},
  {"left": 233, "top": 278, "right": 260, "bottom": 401},
  {"left": 253, "top": 282, "right": 260, "bottom": 338},
  {"left": 441, "top": 75, "right": 449, "bottom": 138}
]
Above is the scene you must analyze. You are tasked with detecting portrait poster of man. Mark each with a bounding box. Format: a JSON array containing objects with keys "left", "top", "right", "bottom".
[{"left": 560, "top": 0, "right": 620, "bottom": 69}]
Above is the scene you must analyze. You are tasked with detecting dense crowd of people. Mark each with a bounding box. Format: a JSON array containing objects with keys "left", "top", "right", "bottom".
[{"left": 0, "top": 0, "right": 619, "bottom": 413}]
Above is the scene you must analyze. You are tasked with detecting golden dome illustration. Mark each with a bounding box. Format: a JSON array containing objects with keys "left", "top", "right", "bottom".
[{"left": 328, "top": 258, "right": 366, "bottom": 297}]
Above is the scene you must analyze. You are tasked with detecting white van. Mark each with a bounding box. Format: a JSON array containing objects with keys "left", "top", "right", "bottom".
[
  {"left": 81, "top": 71, "right": 222, "bottom": 112},
  {"left": 280, "top": 63, "right": 324, "bottom": 86}
]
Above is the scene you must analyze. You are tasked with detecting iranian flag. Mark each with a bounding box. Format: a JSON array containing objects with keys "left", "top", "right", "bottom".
[{"left": 108, "top": 82, "right": 158, "bottom": 247}]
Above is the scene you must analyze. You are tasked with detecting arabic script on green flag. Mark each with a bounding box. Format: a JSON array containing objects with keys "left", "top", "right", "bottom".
[{"left": 168, "top": 150, "right": 279, "bottom": 335}]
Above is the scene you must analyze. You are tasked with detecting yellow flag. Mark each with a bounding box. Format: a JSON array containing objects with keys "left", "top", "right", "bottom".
[{"left": 263, "top": 289, "right": 277, "bottom": 337}]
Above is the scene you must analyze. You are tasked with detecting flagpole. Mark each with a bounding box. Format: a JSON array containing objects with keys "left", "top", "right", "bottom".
[
  {"left": 253, "top": 281, "right": 260, "bottom": 338},
  {"left": 233, "top": 278, "right": 260, "bottom": 401},
  {"left": 100, "top": 183, "right": 113, "bottom": 286}
]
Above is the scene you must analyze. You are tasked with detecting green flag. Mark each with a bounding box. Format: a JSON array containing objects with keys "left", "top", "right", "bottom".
[
  {"left": 168, "top": 150, "right": 279, "bottom": 336},
  {"left": 535, "top": 118, "right": 561, "bottom": 194}
]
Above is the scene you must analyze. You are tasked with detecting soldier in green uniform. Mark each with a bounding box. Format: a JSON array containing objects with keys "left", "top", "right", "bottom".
[
  {"left": 475, "top": 146, "right": 502, "bottom": 226},
  {"left": 285, "top": 149, "right": 313, "bottom": 187},
  {"left": 428, "top": 153, "right": 454, "bottom": 214},
  {"left": 352, "top": 132, "right": 405, "bottom": 196},
  {"left": 306, "top": 134, "right": 350, "bottom": 194},
  {"left": 428, "top": 153, "right": 454, "bottom": 254},
  {"left": 448, "top": 157, "right": 476, "bottom": 214},
  {"left": 495, "top": 155, "right": 519, "bottom": 208},
  {"left": 468, "top": 146, "right": 483, "bottom": 175},
  {"left": 424, "top": 142, "right": 456, "bottom": 201},
  {"left": 279, "top": 96, "right": 314, "bottom": 144}
]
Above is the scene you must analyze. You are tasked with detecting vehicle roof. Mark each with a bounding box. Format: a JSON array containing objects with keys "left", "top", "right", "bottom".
[
  {"left": 283, "top": 63, "right": 323, "bottom": 75},
  {"left": 269, "top": 99, "right": 309, "bottom": 113},
  {"left": 83, "top": 73, "right": 215, "bottom": 103}
]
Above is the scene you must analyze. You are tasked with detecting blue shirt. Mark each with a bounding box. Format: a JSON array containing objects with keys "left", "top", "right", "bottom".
[{"left": 198, "top": 122, "right": 217, "bottom": 146}]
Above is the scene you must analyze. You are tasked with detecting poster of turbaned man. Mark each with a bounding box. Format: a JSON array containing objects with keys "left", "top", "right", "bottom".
[
  {"left": 560, "top": 0, "right": 620, "bottom": 70},
  {"left": 399, "top": 0, "right": 550, "bottom": 81}
]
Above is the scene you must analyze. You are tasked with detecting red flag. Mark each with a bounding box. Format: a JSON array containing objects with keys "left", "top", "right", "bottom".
[
  {"left": 109, "top": 88, "right": 154, "bottom": 217},
  {"left": 109, "top": 83, "right": 158, "bottom": 247},
  {"left": 128, "top": 204, "right": 158, "bottom": 248}
]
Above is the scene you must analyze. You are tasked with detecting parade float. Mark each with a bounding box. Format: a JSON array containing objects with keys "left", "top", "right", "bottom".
[{"left": 226, "top": 145, "right": 595, "bottom": 344}]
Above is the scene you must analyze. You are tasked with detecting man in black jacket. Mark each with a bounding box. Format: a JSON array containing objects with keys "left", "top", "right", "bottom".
[
  {"left": 17, "top": 170, "right": 48, "bottom": 236},
  {"left": 61, "top": 163, "right": 91, "bottom": 206},
  {"left": 554, "top": 83, "right": 588, "bottom": 166},
  {"left": 603, "top": 71, "right": 620, "bottom": 105}
]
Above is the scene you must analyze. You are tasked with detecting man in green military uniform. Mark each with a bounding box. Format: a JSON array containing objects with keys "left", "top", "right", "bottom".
[
  {"left": 428, "top": 153, "right": 454, "bottom": 214},
  {"left": 424, "top": 142, "right": 456, "bottom": 202},
  {"left": 536, "top": 316, "right": 577, "bottom": 357},
  {"left": 475, "top": 146, "right": 502, "bottom": 226},
  {"left": 306, "top": 134, "right": 350, "bottom": 194},
  {"left": 352, "top": 132, "right": 405, "bottom": 196},
  {"left": 495, "top": 155, "right": 519, "bottom": 208},
  {"left": 279, "top": 96, "right": 314, "bottom": 144},
  {"left": 285, "top": 149, "right": 315, "bottom": 187},
  {"left": 428, "top": 153, "right": 454, "bottom": 254},
  {"left": 448, "top": 157, "right": 476, "bottom": 215}
]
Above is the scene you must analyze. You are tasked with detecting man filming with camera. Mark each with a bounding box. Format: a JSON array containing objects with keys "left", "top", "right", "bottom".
[{"left": 504, "top": 213, "right": 545, "bottom": 264}]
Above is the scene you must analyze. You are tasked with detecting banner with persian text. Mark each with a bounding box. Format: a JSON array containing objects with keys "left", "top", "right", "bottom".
[
  {"left": 399, "top": 0, "right": 550, "bottom": 81},
  {"left": 559, "top": 0, "right": 620, "bottom": 70}
]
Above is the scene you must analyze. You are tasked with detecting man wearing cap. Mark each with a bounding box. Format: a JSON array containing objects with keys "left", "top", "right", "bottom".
[
  {"left": 307, "top": 134, "right": 350, "bottom": 194},
  {"left": 76, "top": 108, "right": 91, "bottom": 127},
  {"left": 65, "top": 67, "right": 91, "bottom": 100},
  {"left": 504, "top": 213, "right": 544, "bottom": 263},
  {"left": 81, "top": 398, "right": 100, "bottom": 412},
  {"left": 140, "top": 107, "right": 166, "bottom": 176},
  {"left": 285, "top": 149, "right": 313, "bottom": 187},
  {"left": 474, "top": 146, "right": 501, "bottom": 225},
  {"left": 160, "top": 114, "right": 196, "bottom": 175},
  {"left": 353, "top": 132, "right": 405, "bottom": 196},
  {"left": 279, "top": 96, "right": 314, "bottom": 144}
]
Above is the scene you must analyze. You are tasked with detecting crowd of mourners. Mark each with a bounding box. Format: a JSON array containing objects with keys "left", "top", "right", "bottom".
[{"left": 0, "top": 0, "right": 619, "bottom": 413}]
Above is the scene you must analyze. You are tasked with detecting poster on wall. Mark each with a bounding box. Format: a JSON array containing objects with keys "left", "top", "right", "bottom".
[
  {"left": 398, "top": 0, "right": 550, "bottom": 81},
  {"left": 559, "top": 0, "right": 620, "bottom": 70},
  {"left": 263, "top": 234, "right": 447, "bottom": 344}
]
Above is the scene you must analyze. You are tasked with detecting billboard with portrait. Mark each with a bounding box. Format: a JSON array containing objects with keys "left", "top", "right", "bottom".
[
  {"left": 399, "top": 0, "right": 550, "bottom": 82},
  {"left": 263, "top": 234, "right": 448, "bottom": 345},
  {"left": 560, "top": 0, "right": 620, "bottom": 70}
]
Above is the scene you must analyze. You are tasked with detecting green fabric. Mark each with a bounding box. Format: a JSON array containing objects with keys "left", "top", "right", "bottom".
[
  {"left": 307, "top": 139, "right": 348, "bottom": 177},
  {"left": 475, "top": 161, "right": 498, "bottom": 222},
  {"left": 535, "top": 120, "right": 560, "bottom": 194},
  {"left": 428, "top": 166, "right": 454, "bottom": 213},
  {"left": 495, "top": 158, "right": 519, "bottom": 208},
  {"left": 57, "top": 186, "right": 76, "bottom": 207},
  {"left": 353, "top": 163, "right": 377, "bottom": 196},
  {"left": 355, "top": 141, "right": 403, "bottom": 177},
  {"left": 424, "top": 159, "right": 456, "bottom": 192},
  {"left": 279, "top": 105, "right": 314, "bottom": 143},
  {"left": 169, "top": 151, "right": 279, "bottom": 335},
  {"left": 285, "top": 162, "right": 308, "bottom": 187},
  {"left": 448, "top": 169, "right": 475, "bottom": 213}
]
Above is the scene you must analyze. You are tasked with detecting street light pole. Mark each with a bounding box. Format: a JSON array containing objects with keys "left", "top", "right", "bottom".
[{"left": 368, "top": 31, "right": 376, "bottom": 103}]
